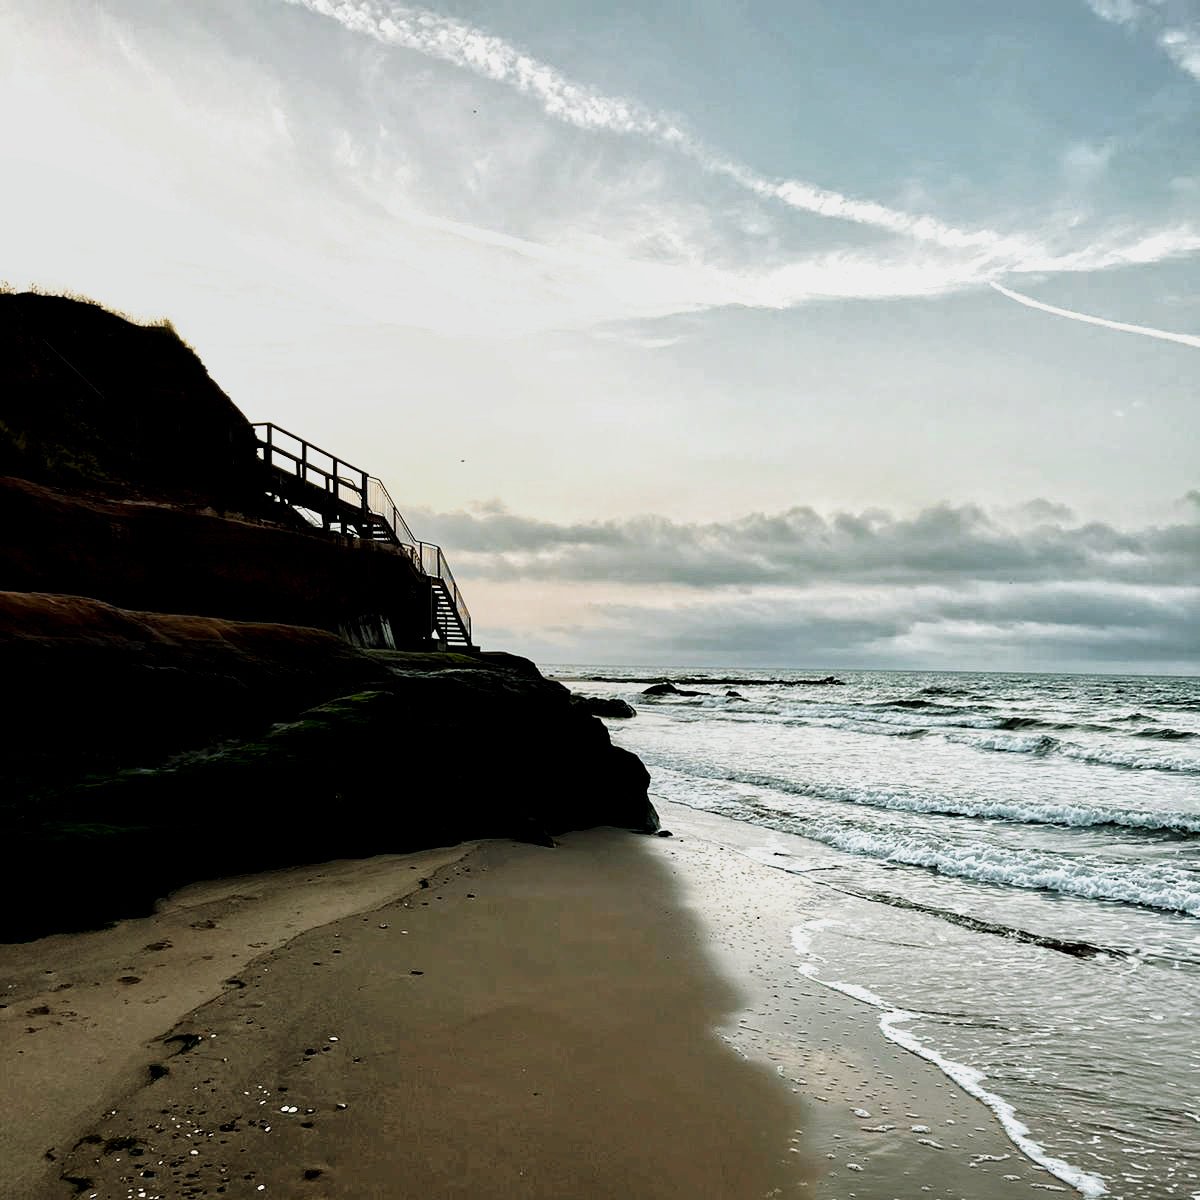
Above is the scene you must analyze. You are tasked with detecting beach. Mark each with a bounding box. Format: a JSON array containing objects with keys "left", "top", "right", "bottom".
[{"left": 0, "top": 816, "right": 1066, "bottom": 1200}]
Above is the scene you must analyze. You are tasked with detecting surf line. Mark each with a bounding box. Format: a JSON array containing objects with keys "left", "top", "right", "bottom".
[{"left": 790, "top": 921, "right": 1109, "bottom": 1197}]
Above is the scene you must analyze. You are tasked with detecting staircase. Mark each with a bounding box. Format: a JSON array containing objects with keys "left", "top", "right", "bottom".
[{"left": 253, "top": 423, "right": 473, "bottom": 649}]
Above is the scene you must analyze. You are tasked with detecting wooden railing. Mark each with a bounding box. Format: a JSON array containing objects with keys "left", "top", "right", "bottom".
[{"left": 252, "top": 423, "right": 472, "bottom": 646}]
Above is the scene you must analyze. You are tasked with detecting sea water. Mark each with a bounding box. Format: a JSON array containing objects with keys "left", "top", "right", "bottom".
[{"left": 550, "top": 667, "right": 1200, "bottom": 1199}]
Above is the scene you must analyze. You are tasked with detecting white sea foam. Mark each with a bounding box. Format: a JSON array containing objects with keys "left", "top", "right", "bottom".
[
  {"left": 817, "top": 789, "right": 1200, "bottom": 835},
  {"left": 790, "top": 923, "right": 1109, "bottom": 1197},
  {"left": 777, "top": 820, "right": 1200, "bottom": 916},
  {"left": 945, "top": 731, "right": 1200, "bottom": 775},
  {"left": 648, "top": 755, "right": 1200, "bottom": 835}
]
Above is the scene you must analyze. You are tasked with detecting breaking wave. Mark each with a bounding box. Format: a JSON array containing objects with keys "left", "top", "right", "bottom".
[
  {"left": 944, "top": 731, "right": 1200, "bottom": 774},
  {"left": 648, "top": 758, "right": 1200, "bottom": 836},
  {"left": 717, "top": 796, "right": 1200, "bottom": 915}
]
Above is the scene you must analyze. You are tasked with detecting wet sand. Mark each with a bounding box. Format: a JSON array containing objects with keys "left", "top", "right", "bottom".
[
  {"left": 3, "top": 820, "right": 1061, "bottom": 1199},
  {"left": 7, "top": 832, "right": 811, "bottom": 1199}
]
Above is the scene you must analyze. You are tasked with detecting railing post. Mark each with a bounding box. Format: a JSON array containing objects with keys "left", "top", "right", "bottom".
[{"left": 361, "top": 470, "right": 369, "bottom": 514}]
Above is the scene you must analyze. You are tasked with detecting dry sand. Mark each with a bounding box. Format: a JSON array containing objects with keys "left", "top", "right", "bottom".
[
  {"left": 2, "top": 820, "right": 1060, "bottom": 1200},
  {"left": 0, "top": 847, "right": 467, "bottom": 1199}
]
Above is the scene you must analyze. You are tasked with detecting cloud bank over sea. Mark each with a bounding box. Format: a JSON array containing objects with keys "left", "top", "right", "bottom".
[{"left": 415, "top": 497, "right": 1200, "bottom": 671}]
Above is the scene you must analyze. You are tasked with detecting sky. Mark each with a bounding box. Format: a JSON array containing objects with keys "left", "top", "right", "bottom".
[{"left": 2, "top": 0, "right": 1198, "bottom": 671}]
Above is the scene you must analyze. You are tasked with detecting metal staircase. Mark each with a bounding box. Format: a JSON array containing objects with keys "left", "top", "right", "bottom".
[{"left": 252, "top": 423, "right": 472, "bottom": 649}]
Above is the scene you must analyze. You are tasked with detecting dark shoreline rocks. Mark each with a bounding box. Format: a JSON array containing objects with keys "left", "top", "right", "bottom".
[
  {"left": 578, "top": 674, "right": 846, "bottom": 688},
  {"left": 0, "top": 596, "right": 658, "bottom": 941},
  {"left": 642, "top": 681, "right": 706, "bottom": 697},
  {"left": 0, "top": 293, "right": 661, "bottom": 941},
  {"left": 571, "top": 695, "right": 637, "bottom": 719}
]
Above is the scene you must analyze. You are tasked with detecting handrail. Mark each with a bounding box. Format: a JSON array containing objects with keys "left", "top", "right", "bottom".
[
  {"left": 253, "top": 422, "right": 472, "bottom": 645},
  {"left": 253, "top": 422, "right": 369, "bottom": 512},
  {"left": 419, "top": 541, "right": 472, "bottom": 636}
]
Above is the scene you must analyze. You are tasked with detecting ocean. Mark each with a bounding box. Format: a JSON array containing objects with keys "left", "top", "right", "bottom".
[{"left": 550, "top": 666, "right": 1200, "bottom": 1200}]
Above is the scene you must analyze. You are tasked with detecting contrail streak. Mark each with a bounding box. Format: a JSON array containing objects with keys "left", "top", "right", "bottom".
[
  {"left": 281, "top": 0, "right": 1035, "bottom": 257},
  {"left": 991, "top": 282, "right": 1200, "bottom": 349}
]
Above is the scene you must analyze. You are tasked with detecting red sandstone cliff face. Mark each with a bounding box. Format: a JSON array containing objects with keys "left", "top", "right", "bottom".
[{"left": 0, "top": 476, "right": 431, "bottom": 643}]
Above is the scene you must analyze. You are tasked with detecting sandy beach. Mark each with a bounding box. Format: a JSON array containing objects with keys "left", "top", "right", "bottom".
[{"left": 3, "top": 819, "right": 1062, "bottom": 1200}]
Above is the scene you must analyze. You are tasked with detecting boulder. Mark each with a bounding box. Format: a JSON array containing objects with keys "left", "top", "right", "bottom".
[
  {"left": 642, "top": 681, "right": 705, "bottom": 697},
  {"left": 0, "top": 600, "right": 659, "bottom": 939}
]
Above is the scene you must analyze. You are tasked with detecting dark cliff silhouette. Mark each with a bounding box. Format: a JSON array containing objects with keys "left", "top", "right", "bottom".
[{"left": 0, "top": 293, "right": 656, "bottom": 940}]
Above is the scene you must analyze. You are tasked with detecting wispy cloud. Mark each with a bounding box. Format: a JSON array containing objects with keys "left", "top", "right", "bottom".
[
  {"left": 991, "top": 282, "right": 1200, "bottom": 349},
  {"left": 282, "top": 0, "right": 1037, "bottom": 258},
  {"left": 1160, "top": 26, "right": 1200, "bottom": 79},
  {"left": 282, "top": 0, "right": 1200, "bottom": 314},
  {"left": 1085, "top": 0, "right": 1200, "bottom": 80},
  {"left": 1085, "top": 0, "right": 1142, "bottom": 26}
]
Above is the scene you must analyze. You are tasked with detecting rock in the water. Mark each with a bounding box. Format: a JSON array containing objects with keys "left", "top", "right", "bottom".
[
  {"left": 642, "top": 681, "right": 705, "bottom": 697},
  {"left": 725, "top": 690, "right": 745, "bottom": 700},
  {"left": 571, "top": 695, "right": 637, "bottom": 719}
]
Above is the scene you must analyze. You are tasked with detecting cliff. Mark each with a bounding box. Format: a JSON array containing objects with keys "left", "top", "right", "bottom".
[
  {"left": 0, "top": 293, "right": 433, "bottom": 642},
  {"left": 0, "top": 292, "right": 259, "bottom": 508},
  {"left": 0, "top": 295, "right": 657, "bottom": 939}
]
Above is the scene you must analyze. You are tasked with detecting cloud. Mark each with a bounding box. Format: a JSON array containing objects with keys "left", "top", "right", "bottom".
[
  {"left": 1085, "top": 0, "right": 1142, "bottom": 25},
  {"left": 273, "top": 0, "right": 1200, "bottom": 329},
  {"left": 282, "top": 0, "right": 1040, "bottom": 258},
  {"left": 440, "top": 498, "right": 1199, "bottom": 666},
  {"left": 1085, "top": 0, "right": 1200, "bottom": 81},
  {"left": 491, "top": 580, "right": 1200, "bottom": 670},
  {"left": 990, "top": 282, "right": 1200, "bottom": 348},
  {"left": 1160, "top": 26, "right": 1200, "bottom": 79},
  {"left": 414, "top": 499, "right": 1200, "bottom": 589}
]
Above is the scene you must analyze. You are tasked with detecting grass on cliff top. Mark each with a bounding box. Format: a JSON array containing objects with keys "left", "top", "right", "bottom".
[{"left": 0, "top": 282, "right": 191, "bottom": 346}]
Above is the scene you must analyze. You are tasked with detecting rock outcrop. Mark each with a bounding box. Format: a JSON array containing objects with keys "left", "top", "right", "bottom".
[
  {"left": 642, "top": 681, "right": 706, "bottom": 697},
  {"left": 0, "top": 294, "right": 659, "bottom": 939},
  {"left": 0, "top": 594, "right": 656, "bottom": 940}
]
